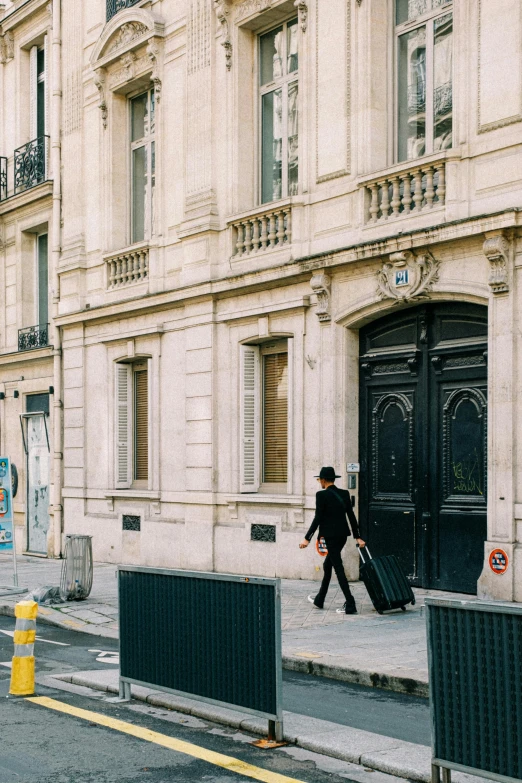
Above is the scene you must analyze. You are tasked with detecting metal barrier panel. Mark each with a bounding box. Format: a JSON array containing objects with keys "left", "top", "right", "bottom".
[
  {"left": 118, "top": 567, "right": 282, "bottom": 725},
  {"left": 426, "top": 597, "right": 522, "bottom": 783}
]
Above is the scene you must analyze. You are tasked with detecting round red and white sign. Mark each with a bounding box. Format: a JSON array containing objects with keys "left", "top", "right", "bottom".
[
  {"left": 489, "top": 548, "right": 509, "bottom": 575},
  {"left": 316, "top": 537, "right": 328, "bottom": 557}
]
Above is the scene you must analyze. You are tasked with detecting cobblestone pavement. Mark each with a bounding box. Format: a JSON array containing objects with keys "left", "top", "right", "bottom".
[{"left": 0, "top": 553, "right": 474, "bottom": 690}]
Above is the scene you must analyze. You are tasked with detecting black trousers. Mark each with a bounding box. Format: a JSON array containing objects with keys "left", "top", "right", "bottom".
[{"left": 314, "top": 535, "right": 356, "bottom": 610}]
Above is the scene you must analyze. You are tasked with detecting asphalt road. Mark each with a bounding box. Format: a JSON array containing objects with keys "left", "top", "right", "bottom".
[
  {"left": 1, "top": 680, "right": 373, "bottom": 783},
  {"left": 0, "top": 615, "right": 430, "bottom": 748}
]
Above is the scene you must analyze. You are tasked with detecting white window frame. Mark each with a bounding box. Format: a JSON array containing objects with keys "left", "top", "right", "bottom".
[
  {"left": 258, "top": 17, "right": 299, "bottom": 205},
  {"left": 115, "top": 360, "right": 150, "bottom": 489},
  {"left": 239, "top": 339, "right": 293, "bottom": 495},
  {"left": 395, "top": 1, "right": 453, "bottom": 163},
  {"left": 129, "top": 87, "right": 155, "bottom": 245}
]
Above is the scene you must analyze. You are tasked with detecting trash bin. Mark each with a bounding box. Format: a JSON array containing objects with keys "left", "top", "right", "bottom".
[{"left": 60, "top": 535, "right": 93, "bottom": 601}]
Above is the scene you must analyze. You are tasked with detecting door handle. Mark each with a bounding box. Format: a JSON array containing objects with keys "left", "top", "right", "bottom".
[{"left": 422, "top": 511, "right": 431, "bottom": 532}]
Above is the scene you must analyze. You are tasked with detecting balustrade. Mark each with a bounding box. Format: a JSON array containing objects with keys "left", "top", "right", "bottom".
[
  {"left": 107, "top": 247, "right": 149, "bottom": 289},
  {"left": 231, "top": 206, "right": 292, "bottom": 258},
  {"left": 0, "top": 157, "right": 6, "bottom": 202},
  {"left": 14, "top": 136, "right": 49, "bottom": 195},
  {"left": 364, "top": 161, "right": 446, "bottom": 223},
  {"left": 106, "top": 0, "right": 141, "bottom": 21},
  {"left": 18, "top": 324, "right": 49, "bottom": 352}
]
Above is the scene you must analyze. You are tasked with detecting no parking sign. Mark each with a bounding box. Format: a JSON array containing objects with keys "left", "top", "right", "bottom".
[{"left": 489, "top": 548, "right": 509, "bottom": 575}]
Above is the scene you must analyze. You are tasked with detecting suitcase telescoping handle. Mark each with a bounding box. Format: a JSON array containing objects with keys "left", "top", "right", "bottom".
[{"left": 357, "top": 543, "right": 372, "bottom": 562}]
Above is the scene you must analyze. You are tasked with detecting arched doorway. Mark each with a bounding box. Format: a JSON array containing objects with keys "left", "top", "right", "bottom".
[{"left": 359, "top": 302, "right": 487, "bottom": 594}]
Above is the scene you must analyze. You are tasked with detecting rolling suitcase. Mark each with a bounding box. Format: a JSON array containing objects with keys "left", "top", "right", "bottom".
[{"left": 358, "top": 546, "right": 415, "bottom": 614}]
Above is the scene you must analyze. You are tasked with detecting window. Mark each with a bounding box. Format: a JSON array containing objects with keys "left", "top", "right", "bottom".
[
  {"left": 115, "top": 361, "right": 149, "bottom": 487},
  {"left": 37, "top": 234, "right": 48, "bottom": 328},
  {"left": 396, "top": 0, "right": 452, "bottom": 162},
  {"left": 26, "top": 393, "right": 50, "bottom": 416},
  {"left": 260, "top": 19, "right": 298, "bottom": 204},
  {"left": 130, "top": 89, "right": 156, "bottom": 244},
  {"left": 240, "top": 341, "right": 291, "bottom": 492},
  {"left": 30, "top": 42, "right": 47, "bottom": 139}
]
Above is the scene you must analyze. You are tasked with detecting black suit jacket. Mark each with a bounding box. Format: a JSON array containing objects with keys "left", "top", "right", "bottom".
[{"left": 305, "top": 485, "right": 360, "bottom": 542}]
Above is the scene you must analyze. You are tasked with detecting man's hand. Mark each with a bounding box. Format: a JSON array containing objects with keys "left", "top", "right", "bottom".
[
  {"left": 299, "top": 539, "right": 309, "bottom": 549},
  {"left": 356, "top": 538, "right": 366, "bottom": 548}
]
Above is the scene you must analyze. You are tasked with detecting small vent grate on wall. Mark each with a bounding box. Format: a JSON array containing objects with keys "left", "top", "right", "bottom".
[
  {"left": 251, "top": 524, "right": 276, "bottom": 543},
  {"left": 123, "top": 515, "right": 141, "bottom": 532}
]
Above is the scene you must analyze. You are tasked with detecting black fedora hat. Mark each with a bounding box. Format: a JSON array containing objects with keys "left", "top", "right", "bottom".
[{"left": 315, "top": 466, "right": 341, "bottom": 481}]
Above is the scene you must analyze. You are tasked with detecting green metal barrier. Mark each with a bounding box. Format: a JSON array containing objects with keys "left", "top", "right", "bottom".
[
  {"left": 426, "top": 597, "right": 522, "bottom": 783},
  {"left": 118, "top": 566, "right": 283, "bottom": 740}
]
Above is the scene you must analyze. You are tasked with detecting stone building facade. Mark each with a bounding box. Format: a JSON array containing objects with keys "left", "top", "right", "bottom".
[{"left": 1, "top": 0, "right": 522, "bottom": 601}]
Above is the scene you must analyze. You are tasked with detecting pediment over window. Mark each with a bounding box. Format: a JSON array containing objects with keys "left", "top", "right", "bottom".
[{"left": 91, "top": 8, "right": 165, "bottom": 70}]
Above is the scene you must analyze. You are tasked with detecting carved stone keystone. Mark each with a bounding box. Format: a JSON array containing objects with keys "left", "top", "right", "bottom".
[{"left": 376, "top": 250, "right": 439, "bottom": 303}]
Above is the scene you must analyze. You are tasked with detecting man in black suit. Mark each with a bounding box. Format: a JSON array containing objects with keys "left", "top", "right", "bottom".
[{"left": 299, "top": 466, "right": 365, "bottom": 614}]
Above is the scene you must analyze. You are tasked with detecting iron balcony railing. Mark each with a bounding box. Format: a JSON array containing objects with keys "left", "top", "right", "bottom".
[
  {"left": 14, "top": 136, "right": 49, "bottom": 195},
  {"left": 18, "top": 324, "right": 49, "bottom": 352},
  {"left": 107, "top": 0, "right": 141, "bottom": 21},
  {"left": 0, "top": 157, "right": 6, "bottom": 202}
]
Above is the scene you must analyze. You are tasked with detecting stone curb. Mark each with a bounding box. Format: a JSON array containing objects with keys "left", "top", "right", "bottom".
[
  {"left": 1, "top": 600, "right": 428, "bottom": 697},
  {"left": 52, "top": 670, "right": 480, "bottom": 783}
]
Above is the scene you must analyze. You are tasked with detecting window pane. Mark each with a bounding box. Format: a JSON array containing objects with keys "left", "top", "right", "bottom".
[
  {"left": 37, "top": 48, "right": 45, "bottom": 77},
  {"left": 150, "top": 141, "right": 156, "bottom": 237},
  {"left": 150, "top": 90, "right": 155, "bottom": 135},
  {"left": 287, "top": 82, "right": 298, "bottom": 196},
  {"left": 287, "top": 19, "right": 298, "bottom": 74},
  {"left": 396, "top": 0, "right": 451, "bottom": 25},
  {"left": 131, "top": 93, "right": 148, "bottom": 142},
  {"left": 261, "top": 89, "right": 283, "bottom": 204},
  {"left": 132, "top": 146, "right": 147, "bottom": 243},
  {"left": 37, "top": 234, "right": 48, "bottom": 327},
  {"left": 134, "top": 369, "right": 148, "bottom": 481},
  {"left": 263, "top": 352, "right": 288, "bottom": 483},
  {"left": 260, "top": 25, "right": 283, "bottom": 85},
  {"left": 398, "top": 26, "right": 426, "bottom": 161},
  {"left": 37, "top": 80, "right": 46, "bottom": 138},
  {"left": 26, "top": 393, "right": 50, "bottom": 415},
  {"left": 433, "top": 13, "right": 452, "bottom": 152}
]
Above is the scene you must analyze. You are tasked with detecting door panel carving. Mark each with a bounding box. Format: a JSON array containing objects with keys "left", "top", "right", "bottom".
[{"left": 372, "top": 393, "right": 413, "bottom": 500}]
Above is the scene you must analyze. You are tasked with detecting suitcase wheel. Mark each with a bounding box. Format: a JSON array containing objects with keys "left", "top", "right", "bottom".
[
  {"left": 400, "top": 606, "right": 407, "bottom": 612},
  {"left": 411, "top": 598, "right": 416, "bottom": 606},
  {"left": 377, "top": 610, "right": 384, "bottom": 615}
]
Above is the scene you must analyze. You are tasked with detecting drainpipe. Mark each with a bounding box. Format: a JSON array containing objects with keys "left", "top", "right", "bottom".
[{"left": 51, "top": 0, "right": 62, "bottom": 558}]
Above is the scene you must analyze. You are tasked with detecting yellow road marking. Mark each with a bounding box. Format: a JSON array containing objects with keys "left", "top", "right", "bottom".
[{"left": 27, "top": 696, "right": 306, "bottom": 783}]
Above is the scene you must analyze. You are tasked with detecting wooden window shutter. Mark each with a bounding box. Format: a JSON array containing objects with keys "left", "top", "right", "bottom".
[
  {"left": 263, "top": 351, "right": 288, "bottom": 483},
  {"left": 134, "top": 367, "right": 149, "bottom": 481},
  {"left": 30, "top": 46, "right": 38, "bottom": 139},
  {"left": 115, "top": 364, "right": 132, "bottom": 488},
  {"left": 240, "top": 345, "right": 260, "bottom": 492}
]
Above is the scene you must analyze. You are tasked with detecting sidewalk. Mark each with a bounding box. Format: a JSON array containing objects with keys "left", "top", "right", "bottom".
[{"left": 0, "top": 553, "right": 469, "bottom": 697}]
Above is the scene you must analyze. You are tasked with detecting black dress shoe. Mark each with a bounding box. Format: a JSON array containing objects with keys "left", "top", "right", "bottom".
[{"left": 336, "top": 602, "right": 357, "bottom": 614}]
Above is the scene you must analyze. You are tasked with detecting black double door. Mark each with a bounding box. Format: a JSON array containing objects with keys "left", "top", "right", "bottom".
[{"left": 359, "top": 303, "right": 488, "bottom": 594}]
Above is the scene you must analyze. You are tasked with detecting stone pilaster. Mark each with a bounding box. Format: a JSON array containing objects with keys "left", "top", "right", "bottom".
[
  {"left": 478, "top": 231, "right": 516, "bottom": 600},
  {"left": 182, "top": 0, "right": 218, "bottom": 235}
]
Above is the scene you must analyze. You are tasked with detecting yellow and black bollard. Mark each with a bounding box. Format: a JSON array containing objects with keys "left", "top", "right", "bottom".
[{"left": 9, "top": 600, "right": 38, "bottom": 696}]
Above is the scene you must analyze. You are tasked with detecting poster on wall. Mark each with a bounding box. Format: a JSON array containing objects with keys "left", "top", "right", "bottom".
[{"left": 0, "top": 458, "right": 14, "bottom": 552}]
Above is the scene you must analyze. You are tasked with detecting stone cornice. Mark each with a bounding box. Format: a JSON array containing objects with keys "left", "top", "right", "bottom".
[
  {"left": 54, "top": 208, "right": 522, "bottom": 329},
  {"left": 0, "top": 0, "right": 50, "bottom": 34},
  {"left": 0, "top": 346, "right": 53, "bottom": 366},
  {"left": 0, "top": 181, "right": 53, "bottom": 216}
]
